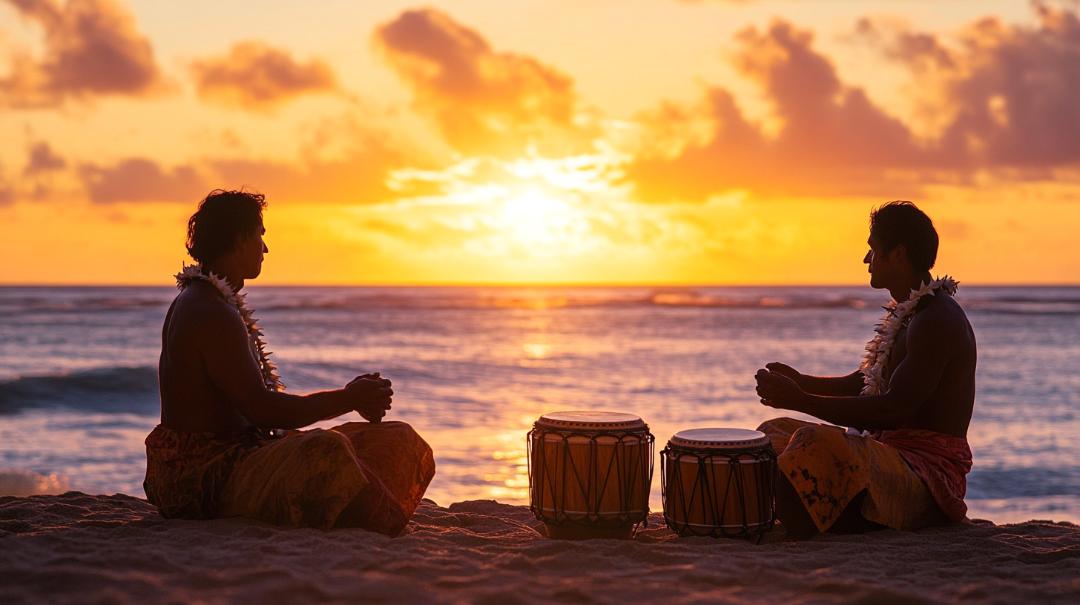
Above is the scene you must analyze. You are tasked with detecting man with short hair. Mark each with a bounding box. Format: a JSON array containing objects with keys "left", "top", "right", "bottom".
[
  {"left": 755, "top": 201, "right": 976, "bottom": 538},
  {"left": 144, "top": 189, "right": 435, "bottom": 535}
]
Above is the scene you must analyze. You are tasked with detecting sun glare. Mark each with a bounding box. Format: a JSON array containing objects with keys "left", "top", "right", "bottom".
[{"left": 498, "top": 188, "right": 579, "bottom": 247}]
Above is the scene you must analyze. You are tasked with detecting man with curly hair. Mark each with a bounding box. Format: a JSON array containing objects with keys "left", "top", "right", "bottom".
[
  {"left": 143, "top": 189, "right": 435, "bottom": 535},
  {"left": 754, "top": 201, "right": 976, "bottom": 539}
]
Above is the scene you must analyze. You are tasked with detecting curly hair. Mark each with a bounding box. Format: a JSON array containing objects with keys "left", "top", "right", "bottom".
[
  {"left": 869, "top": 201, "right": 939, "bottom": 273},
  {"left": 186, "top": 189, "right": 267, "bottom": 264}
]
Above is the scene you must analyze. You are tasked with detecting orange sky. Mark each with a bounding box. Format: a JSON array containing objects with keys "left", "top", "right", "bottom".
[{"left": 1, "top": 0, "right": 1078, "bottom": 285}]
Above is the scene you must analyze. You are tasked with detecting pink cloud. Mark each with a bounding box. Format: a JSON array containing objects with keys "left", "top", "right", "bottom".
[
  {"left": 24, "top": 141, "right": 66, "bottom": 175},
  {"left": 628, "top": 4, "right": 1080, "bottom": 201},
  {"left": 76, "top": 126, "right": 407, "bottom": 205},
  {"left": 629, "top": 20, "right": 937, "bottom": 200},
  {"left": 79, "top": 158, "right": 208, "bottom": 204},
  {"left": 936, "top": 5, "right": 1080, "bottom": 168},
  {"left": 1, "top": 0, "right": 163, "bottom": 107},
  {"left": 191, "top": 41, "right": 339, "bottom": 110},
  {"left": 373, "top": 8, "right": 589, "bottom": 156}
]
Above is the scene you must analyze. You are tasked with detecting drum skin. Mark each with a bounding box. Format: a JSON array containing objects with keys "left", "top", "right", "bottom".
[
  {"left": 661, "top": 428, "right": 776, "bottom": 538},
  {"left": 528, "top": 411, "right": 654, "bottom": 539}
]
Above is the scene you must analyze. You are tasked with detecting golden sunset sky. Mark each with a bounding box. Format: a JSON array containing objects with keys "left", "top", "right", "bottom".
[{"left": 1, "top": 0, "right": 1078, "bottom": 285}]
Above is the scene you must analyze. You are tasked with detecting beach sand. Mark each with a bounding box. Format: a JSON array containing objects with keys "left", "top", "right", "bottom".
[{"left": 1, "top": 493, "right": 1078, "bottom": 604}]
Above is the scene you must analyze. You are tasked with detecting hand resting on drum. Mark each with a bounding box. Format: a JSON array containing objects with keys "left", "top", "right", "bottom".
[{"left": 346, "top": 373, "right": 393, "bottom": 423}]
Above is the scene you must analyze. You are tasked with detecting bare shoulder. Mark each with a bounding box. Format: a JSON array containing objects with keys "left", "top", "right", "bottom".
[
  {"left": 169, "top": 282, "right": 244, "bottom": 335},
  {"left": 909, "top": 292, "right": 971, "bottom": 339}
]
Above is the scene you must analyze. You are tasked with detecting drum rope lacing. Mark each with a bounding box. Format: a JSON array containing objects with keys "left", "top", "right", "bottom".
[
  {"left": 528, "top": 427, "right": 655, "bottom": 532},
  {"left": 660, "top": 444, "right": 777, "bottom": 541}
]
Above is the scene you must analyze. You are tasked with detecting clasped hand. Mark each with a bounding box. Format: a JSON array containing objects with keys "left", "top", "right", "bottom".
[
  {"left": 346, "top": 372, "right": 393, "bottom": 423},
  {"left": 755, "top": 362, "right": 805, "bottom": 411}
]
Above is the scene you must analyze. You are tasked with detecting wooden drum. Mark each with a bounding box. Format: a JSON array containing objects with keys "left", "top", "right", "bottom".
[
  {"left": 528, "top": 411, "right": 654, "bottom": 539},
  {"left": 661, "top": 428, "right": 776, "bottom": 539}
]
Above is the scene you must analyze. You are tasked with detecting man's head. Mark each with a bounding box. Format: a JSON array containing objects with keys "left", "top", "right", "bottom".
[
  {"left": 863, "top": 201, "right": 938, "bottom": 289},
  {"left": 186, "top": 189, "right": 268, "bottom": 279}
]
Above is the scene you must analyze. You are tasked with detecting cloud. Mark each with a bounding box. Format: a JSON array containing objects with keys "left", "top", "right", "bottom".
[
  {"left": 934, "top": 4, "right": 1080, "bottom": 168},
  {"left": 0, "top": 0, "right": 163, "bottom": 107},
  {"left": 628, "top": 20, "right": 937, "bottom": 201},
  {"left": 191, "top": 41, "right": 340, "bottom": 110},
  {"left": 77, "top": 124, "right": 408, "bottom": 205},
  {"left": 853, "top": 17, "right": 956, "bottom": 72},
  {"left": 24, "top": 141, "right": 66, "bottom": 175},
  {"left": 850, "top": 4, "right": 1080, "bottom": 171},
  {"left": 373, "top": 8, "right": 590, "bottom": 156},
  {"left": 627, "top": 4, "right": 1080, "bottom": 202},
  {"left": 79, "top": 157, "right": 209, "bottom": 204},
  {"left": 209, "top": 151, "right": 396, "bottom": 206}
]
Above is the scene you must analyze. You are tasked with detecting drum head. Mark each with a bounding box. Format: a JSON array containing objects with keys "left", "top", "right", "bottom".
[
  {"left": 669, "top": 428, "right": 770, "bottom": 449},
  {"left": 536, "top": 411, "right": 645, "bottom": 431}
]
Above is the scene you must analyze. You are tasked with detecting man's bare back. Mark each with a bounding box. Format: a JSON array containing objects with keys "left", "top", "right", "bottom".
[
  {"left": 159, "top": 281, "right": 255, "bottom": 433},
  {"left": 884, "top": 291, "right": 977, "bottom": 437}
]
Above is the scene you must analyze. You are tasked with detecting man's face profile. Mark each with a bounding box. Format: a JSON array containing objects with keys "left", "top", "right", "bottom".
[
  {"left": 237, "top": 222, "right": 268, "bottom": 279},
  {"left": 864, "top": 234, "right": 893, "bottom": 289}
]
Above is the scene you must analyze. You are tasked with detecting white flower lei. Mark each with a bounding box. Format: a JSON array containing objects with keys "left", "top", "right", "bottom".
[
  {"left": 175, "top": 263, "right": 285, "bottom": 392},
  {"left": 859, "top": 275, "right": 959, "bottom": 396}
]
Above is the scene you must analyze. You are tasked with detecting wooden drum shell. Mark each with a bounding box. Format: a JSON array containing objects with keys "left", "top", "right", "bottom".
[
  {"left": 528, "top": 414, "right": 654, "bottom": 539},
  {"left": 661, "top": 431, "right": 777, "bottom": 539}
]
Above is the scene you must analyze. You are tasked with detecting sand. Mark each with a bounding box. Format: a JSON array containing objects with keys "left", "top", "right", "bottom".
[{"left": 1, "top": 493, "right": 1078, "bottom": 604}]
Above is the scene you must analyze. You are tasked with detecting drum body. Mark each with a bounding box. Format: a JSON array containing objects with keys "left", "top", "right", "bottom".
[
  {"left": 528, "top": 411, "right": 654, "bottom": 539},
  {"left": 661, "top": 428, "right": 777, "bottom": 539}
]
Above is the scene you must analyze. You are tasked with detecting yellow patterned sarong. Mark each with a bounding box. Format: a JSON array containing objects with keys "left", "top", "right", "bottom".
[
  {"left": 144, "top": 421, "right": 435, "bottom": 535},
  {"left": 757, "top": 417, "right": 943, "bottom": 532}
]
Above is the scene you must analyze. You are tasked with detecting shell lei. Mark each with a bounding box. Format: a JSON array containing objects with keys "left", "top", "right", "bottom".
[
  {"left": 847, "top": 276, "right": 959, "bottom": 436},
  {"left": 859, "top": 276, "right": 959, "bottom": 396},
  {"left": 175, "top": 264, "right": 285, "bottom": 392}
]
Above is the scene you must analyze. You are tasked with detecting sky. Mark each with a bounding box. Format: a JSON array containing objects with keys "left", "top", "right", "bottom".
[{"left": 1, "top": 0, "right": 1078, "bottom": 285}]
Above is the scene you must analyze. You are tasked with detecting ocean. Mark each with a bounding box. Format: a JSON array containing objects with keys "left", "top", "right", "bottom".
[{"left": 1, "top": 285, "right": 1077, "bottom": 524}]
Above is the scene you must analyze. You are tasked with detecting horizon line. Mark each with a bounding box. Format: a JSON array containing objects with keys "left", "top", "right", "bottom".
[{"left": 2, "top": 281, "right": 1078, "bottom": 288}]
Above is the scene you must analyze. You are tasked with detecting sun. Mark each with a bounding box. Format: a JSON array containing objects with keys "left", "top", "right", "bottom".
[{"left": 497, "top": 187, "right": 579, "bottom": 247}]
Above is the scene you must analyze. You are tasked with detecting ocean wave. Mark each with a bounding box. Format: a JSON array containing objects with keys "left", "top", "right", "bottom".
[
  {"left": 254, "top": 290, "right": 878, "bottom": 312},
  {"left": 967, "top": 466, "right": 1080, "bottom": 499},
  {"left": 0, "top": 468, "right": 71, "bottom": 497},
  {"left": 251, "top": 289, "right": 1080, "bottom": 314},
  {"left": 0, "top": 291, "right": 170, "bottom": 313},
  {"left": 0, "top": 366, "right": 159, "bottom": 415},
  {"left": 2, "top": 287, "right": 1077, "bottom": 316}
]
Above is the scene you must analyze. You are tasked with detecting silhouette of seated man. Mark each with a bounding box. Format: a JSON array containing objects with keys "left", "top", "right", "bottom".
[
  {"left": 144, "top": 189, "right": 434, "bottom": 535},
  {"left": 755, "top": 201, "right": 976, "bottom": 538}
]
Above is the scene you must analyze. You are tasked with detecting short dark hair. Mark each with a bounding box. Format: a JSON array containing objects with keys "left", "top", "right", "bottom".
[
  {"left": 186, "top": 189, "right": 266, "bottom": 264},
  {"left": 869, "top": 201, "right": 938, "bottom": 273}
]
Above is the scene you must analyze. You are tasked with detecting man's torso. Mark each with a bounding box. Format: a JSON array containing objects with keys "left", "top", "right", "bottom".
[
  {"left": 883, "top": 293, "right": 977, "bottom": 437},
  {"left": 159, "top": 282, "right": 255, "bottom": 434}
]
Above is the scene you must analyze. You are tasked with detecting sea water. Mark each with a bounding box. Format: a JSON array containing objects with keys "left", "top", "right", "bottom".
[{"left": 1, "top": 285, "right": 1077, "bottom": 523}]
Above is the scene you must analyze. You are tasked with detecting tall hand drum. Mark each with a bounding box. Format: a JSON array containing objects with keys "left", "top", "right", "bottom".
[
  {"left": 528, "top": 411, "right": 654, "bottom": 539},
  {"left": 661, "top": 428, "right": 777, "bottom": 539}
]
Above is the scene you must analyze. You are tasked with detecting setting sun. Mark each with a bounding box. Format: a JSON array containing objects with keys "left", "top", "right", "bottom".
[{"left": 497, "top": 188, "right": 581, "bottom": 249}]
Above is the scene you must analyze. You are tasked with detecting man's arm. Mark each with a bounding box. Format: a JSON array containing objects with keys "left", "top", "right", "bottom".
[
  {"left": 198, "top": 303, "right": 391, "bottom": 430},
  {"left": 757, "top": 309, "right": 956, "bottom": 429},
  {"left": 764, "top": 362, "right": 864, "bottom": 396}
]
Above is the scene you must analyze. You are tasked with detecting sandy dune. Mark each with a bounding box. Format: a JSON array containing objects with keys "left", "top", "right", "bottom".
[{"left": 1, "top": 492, "right": 1078, "bottom": 604}]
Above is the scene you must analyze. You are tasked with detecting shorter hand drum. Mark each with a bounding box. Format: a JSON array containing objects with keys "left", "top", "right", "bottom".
[
  {"left": 661, "top": 428, "right": 776, "bottom": 539},
  {"left": 528, "top": 411, "right": 654, "bottom": 539}
]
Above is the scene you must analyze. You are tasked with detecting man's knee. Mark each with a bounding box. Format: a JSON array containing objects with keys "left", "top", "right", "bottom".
[
  {"left": 788, "top": 424, "right": 845, "bottom": 451},
  {"left": 756, "top": 416, "right": 801, "bottom": 433},
  {"left": 298, "top": 429, "right": 355, "bottom": 460}
]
